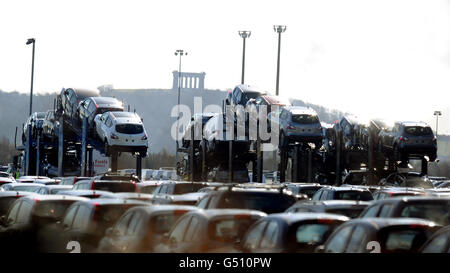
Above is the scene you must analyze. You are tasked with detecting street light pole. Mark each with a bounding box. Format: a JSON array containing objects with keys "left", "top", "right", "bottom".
[
  {"left": 26, "top": 38, "right": 36, "bottom": 116},
  {"left": 174, "top": 49, "right": 187, "bottom": 171},
  {"left": 434, "top": 111, "right": 442, "bottom": 137},
  {"left": 273, "top": 25, "right": 286, "bottom": 96},
  {"left": 238, "top": 31, "right": 251, "bottom": 84}
]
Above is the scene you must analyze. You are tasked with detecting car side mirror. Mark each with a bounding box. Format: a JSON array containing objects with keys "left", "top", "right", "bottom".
[{"left": 315, "top": 245, "right": 325, "bottom": 253}]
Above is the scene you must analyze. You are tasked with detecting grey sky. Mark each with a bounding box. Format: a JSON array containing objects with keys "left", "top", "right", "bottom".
[{"left": 1, "top": 0, "right": 449, "bottom": 133}]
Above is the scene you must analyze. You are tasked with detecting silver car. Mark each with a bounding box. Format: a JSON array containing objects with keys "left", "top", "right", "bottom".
[{"left": 270, "top": 106, "right": 322, "bottom": 148}]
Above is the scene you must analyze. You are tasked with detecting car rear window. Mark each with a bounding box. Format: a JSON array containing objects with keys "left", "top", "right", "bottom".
[
  {"left": 34, "top": 201, "right": 76, "bottom": 220},
  {"left": 384, "top": 229, "right": 429, "bottom": 252},
  {"left": 404, "top": 126, "right": 433, "bottom": 136},
  {"left": 219, "top": 193, "right": 295, "bottom": 214},
  {"left": 153, "top": 214, "right": 186, "bottom": 234},
  {"left": 115, "top": 124, "right": 144, "bottom": 134},
  {"left": 11, "top": 186, "right": 42, "bottom": 192},
  {"left": 295, "top": 222, "right": 340, "bottom": 245},
  {"left": 208, "top": 217, "right": 257, "bottom": 242},
  {"left": 326, "top": 207, "right": 366, "bottom": 218},
  {"left": 96, "top": 205, "right": 140, "bottom": 226},
  {"left": 93, "top": 182, "right": 136, "bottom": 193},
  {"left": 334, "top": 191, "right": 373, "bottom": 201},
  {"left": 400, "top": 202, "right": 450, "bottom": 225},
  {"left": 173, "top": 184, "right": 208, "bottom": 194},
  {"left": 292, "top": 114, "right": 320, "bottom": 124},
  {"left": 299, "top": 187, "right": 322, "bottom": 198}
]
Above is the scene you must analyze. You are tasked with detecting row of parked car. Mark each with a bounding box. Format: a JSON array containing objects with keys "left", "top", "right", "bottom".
[
  {"left": 0, "top": 172, "right": 449, "bottom": 253},
  {"left": 22, "top": 87, "right": 148, "bottom": 157}
]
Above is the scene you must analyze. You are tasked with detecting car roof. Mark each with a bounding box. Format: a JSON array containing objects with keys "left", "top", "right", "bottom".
[
  {"left": 0, "top": 191, "right": 34, "bottom": 198},
  {"left": 76, "top": 198, "right": 148, "bottom": 206},
  {"left": 58, "top": 190, "right": 116, "bottom": 196},
  {"left": 268, "top": 212, "right": 350, "bottom": 224},
  {"left": 345, "top": 217, "right": 439, "bottom": 229},
  {"left": 284, "top": 106, "right": 317, "bottom": 115},
  {"left": 8, "top": 183, "right": 45, "bottom": 187},
  {"left": 21, "top": 194, "right": 89, "bottom": 202},
  {"left": 91, "top": 96, "right": 121, "bottom": 105},
  {"left": 45, "top": 185, "right": 73, "bottom": 189},
  {"left": 130, "top": 204, "right": 201, "bottom": 215},
  {"left": 260, "top": 95, "right": 291, "bottom": 105},
  {"left": 67, "top": 88, "right": 100, "bottom": 98},
  {"left": 188, "top": 208, "right": 267, "bottom": 219},
  {"left": 295, "top": 200, "right": 370, "bottom": 207},
  {"left": 235, "top": 84, "right": 267, "bottom": 94},
  {"left": 113, "top": 192, "right": 154, "bottom": 199},
  {"left": 370, "top": 196, "right": 450, "bottom": 204},
  {"left": 398, "top": 121, "right": 429, "bottom": 127},
  {"left": 325, "top": 186, "right": 370, "bottom": 192}
]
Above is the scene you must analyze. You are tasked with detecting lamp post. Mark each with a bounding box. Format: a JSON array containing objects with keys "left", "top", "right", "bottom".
[
  {"left": 26, "top": 38, "right": 36, "bottom": 116},
  {"left": 273, "top": 25, "right": 286, "bottom": 96},
  {"left": 174, "top": 49, "right": 187, "bottom": 169},
  {"left": 434, "top": 111, "right": 442, "bottom": 137},
  {"left": 238, "top": 31, "right": 251, "bottom": 84}
]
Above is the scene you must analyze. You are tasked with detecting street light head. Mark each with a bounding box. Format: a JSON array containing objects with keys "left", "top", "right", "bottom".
[
  {"left": 238, "top": 31, "right": 251, "bottom": 39},
  {"left": 26, "top": 38, "right": 35, "bottom": 45},
  {"left": 434, "top": 111, "right": 442, "bottom": 116},
  {"left": 273, "top": 25, "right": 287, "bottom": 33}
]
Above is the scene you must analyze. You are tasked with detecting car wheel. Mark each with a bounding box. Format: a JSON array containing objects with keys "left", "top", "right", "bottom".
[{"left": 429, "top": 153, "right": 437, "bottom": 162}]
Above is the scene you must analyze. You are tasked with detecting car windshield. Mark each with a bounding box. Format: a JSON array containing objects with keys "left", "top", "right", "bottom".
[
  {"left": 334, "top": 191, "right": 373, "bottom": 201},
  {"left": 209, "top": 217, "right": 256, "bottom": 243},
  {"left": 292, "top": 114, "right": 320, "bottom": 124},
  {"left": 0, "top": 173, "right": 9, "bottom": 178},
  {"left": 295, "top": 223, "right": 339, "bottom": 245},
  {"left": 115, "top": 124, "right": 144, "bottom": 134},
  {"left": 37, "top": 113, "right": 46, "bottom": 119},
  {"left": 93, "top": 182, "right": 136, "bottom": 193},
  {"left": 400, "top": 202, "right": 450, "bottom": 225},
  {"left": 404, "top": 126, "right": 433, "bottom": 136},
  {"left": 242, "top": 92, "right": 263, "bottom": 105},
  {"left": 220, "top": 193, "right": 295, "bottom": 214},
  {"left": 34, "top": 201, "right": 76, "bottom": 220},
  {"left": 97, "top": 107, "right": 123, "bottom": 115},
  {"left": 299, "top": 187, "right": 322, "bottom": 198},
  {"left": 173, "top": 184, "right": 208, "bottom": 194},
  {"left": 384, "top": 229, "right": 429, "bottom": 253},
  {"left": 326, "top": 207, "right": 366, "bottom": 218}
]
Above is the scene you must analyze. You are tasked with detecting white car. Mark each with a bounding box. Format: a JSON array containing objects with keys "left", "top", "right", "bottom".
[{"left": 94, "top": 111, "right": 148, "bottom": 156}]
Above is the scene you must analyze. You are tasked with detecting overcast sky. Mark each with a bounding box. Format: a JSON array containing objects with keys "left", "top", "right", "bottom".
[{"left": 1, "top": 0, "right": 449, "bottom": 134}]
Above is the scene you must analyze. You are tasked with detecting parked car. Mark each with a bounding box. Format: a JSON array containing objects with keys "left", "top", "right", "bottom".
[
  {"left": 239, "top": 213, "right": 349, "bottom": 253},
  {"left": 0, "top": 195, "right": 89, "bottom": 252},
  {"left": 286, "top": 200, "right": 370, "bottom": 218},
  {"left": 420, "top": 225, "right": 450, "bottom": 253},
  {"left": 203, "top": 113, "right": 250, "bottom": 157},
  {"left": 42, "top": 110, "right": 59, "bottom": 140},
  {"left": 22, "top": 112, "right": 46, "bottom": 144},
  {"left": 312, "top": 186, "right": 373, "bottom": 201},
  {"left": 359, "top": 196, "right": 450, "bottom": 226},
  {"left": 225, "top": 84, "right": 268, "bottom": 115},
  {"left": 0, "top": 183, "right": 45, "bottom": 193},
  {"left": 379, "top": 172, "right": 434, "bottom": 189},
  {"left": 269, "top": 106, "right": 322, "bottom": 148},
  {"left": 0, "top": 172, "right": 15, "bottom": 186},
  {"left": 155, "top": 209, "right": 266, "bottom": 253},
  {"left": 94, "top": 111, "right": 147, "bottom": 156},
  {"left": 58, "top": 87, "right": 100, "bottom": 121},
  {"left": 196, "top": 187, "right": 297, "bottom": 214},
  {"left": 0, "top": 191, "right": 34, "bottom": 218},
  {"left": 372, "top": 187, "right": 426, "bottom": 200},
  {"left": 153, "top": 181, "right": 210, "bottom": 196},
  {"left": 282, "top": 183, "right": 324, "bottom": 199},
  {"left": 33, "top": 185, "right": 73, "bottom": 195},
  {"left": 98, "top": 205, "right": 201, "bottom": 253},
  {"left": 72, "top": 180, "right": 138, "bottom": 193},
  {"left": 338, "top": 115, "right": 370, "bottom": 151},
  {"left": 181, "top": 113, "right": 216, "bottom": 149},
  {"left": 378, "top": 121, "right": 437, "bottom": 162},
  {"left": 317, "top": 218, "right": 440, "bottom": 253},
  {"left": 78, "top": 96, "right": 124, "bottom": 128},
  {"left": 40, "top": 198, "right": 147, "bottom": 252}
]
